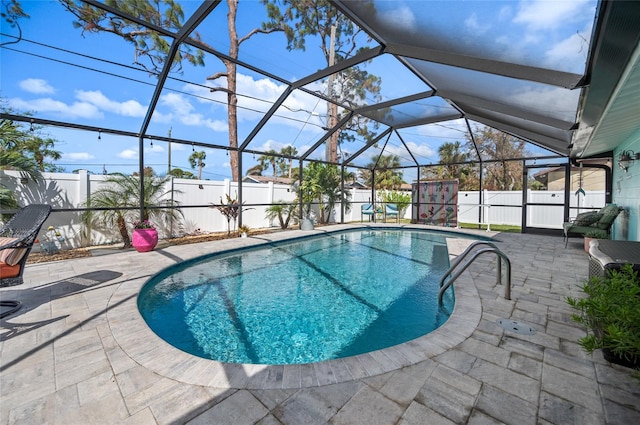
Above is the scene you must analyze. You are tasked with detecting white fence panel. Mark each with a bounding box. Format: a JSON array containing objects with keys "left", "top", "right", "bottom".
[
  {"left": 569, "top": 190, "right": 606, "bottom": 213},
  {"left": 527, "top": 191, "right": 564, "bottom": 229},
  {"left": 173, "top": 178, "right": 228, "bottom": 235},
  {"left": 3, "top": 169, "right": 612, "bottom": 250}
]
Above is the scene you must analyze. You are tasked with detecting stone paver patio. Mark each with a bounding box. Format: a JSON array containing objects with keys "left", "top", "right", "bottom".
[{"left": 1, "top": 224, "right": 639, "bottom": 424}]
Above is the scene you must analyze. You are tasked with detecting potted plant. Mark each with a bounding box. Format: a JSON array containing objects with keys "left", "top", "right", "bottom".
[
  {"left": 583, "top": 230, "right": 608, "bottom": 253},
  {"left": 566, "top": 264, "right": 640, "bottom": 377},
  {"left": 80, "top": 173, "right": 182, "bottom": 249},
  {"left": 132, "top": 220, "right": 158, "bottom": 252}
]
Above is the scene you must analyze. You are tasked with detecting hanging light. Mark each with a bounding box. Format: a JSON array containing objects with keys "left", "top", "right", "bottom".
[
  {"left": 618, "top": 150, "right": 639, "bottom": 172},
  {"left": 98, "top": 129, "right": 102, "bottom": 140}
]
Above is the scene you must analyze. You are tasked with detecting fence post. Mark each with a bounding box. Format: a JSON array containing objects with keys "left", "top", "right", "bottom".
[
  {"left": 224, "top": 178, "right": 230, "bottom": 197},
  {"left": 78, "top": 169, "right": 89, "bottom": 206}
]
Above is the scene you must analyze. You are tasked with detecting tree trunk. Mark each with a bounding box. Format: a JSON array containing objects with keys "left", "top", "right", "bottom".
[
  {"left": 117, "top": 215, "right": 132, "bottom": 248},
  {"left": 227, "top": 0, "right": 240, "bottom": 181},
  {"left": 278, "top": 214, "right": 285, "bottom": 229},
  {"left": 326, "top": 25, "right": 339, "bottom": 163},
  {"left": 328, "top": 103, "right": 339, "bottom": 162}
]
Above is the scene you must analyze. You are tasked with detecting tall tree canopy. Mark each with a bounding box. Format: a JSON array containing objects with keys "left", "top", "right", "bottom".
[
  {"left": 257, "top": 149, "right": 282, "bottom": 178},
  {"left": 0, "top": 104, "right": 62, "bottom": 172},
  {"left": 188, "top": 151, "right": 206, "bottom": 180},
  {"left": 467, "top": 126, "right": 528, "bottom": 190},
  {"left": 299, "top": 161, "right": 350, "bottom": 224},
  {"left": 58, "top": 0, "right": 280, "bottom": 181},
  {"left": 279, "top": 145, "right": 298, "bottom": 179},
  {"left": 359, "top": 154, "right": 403, "bottom": 190},
  {"left": 59, "top": 0, "right": 205, "bottom": 73},
  {"left": 422, "top": 126, "right": 529, "bottom": 191},
  {"left": 1, "top": 0, "right": 29, "bottom": 45},
  {"left": 422, "top": 141, "right": 478, "bottom": 190},
  {"left": 263, "top": 0, "right": 382, "bottom": 162}
]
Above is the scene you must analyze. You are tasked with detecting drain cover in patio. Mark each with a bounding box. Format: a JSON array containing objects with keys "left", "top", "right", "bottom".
[{"left": 496, "top": 319, "right": 536, "bottom": 335}]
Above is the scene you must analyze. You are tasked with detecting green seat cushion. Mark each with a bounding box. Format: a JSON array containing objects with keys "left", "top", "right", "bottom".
[
  {"left": 573, "top": 211, "right": 602, "bottom": 226},
  {"left": 596, "top": 205, "right": 621, "bottom": 229},
  {"left": 564, "top": 225, "right": 607, "bottom": 238}
]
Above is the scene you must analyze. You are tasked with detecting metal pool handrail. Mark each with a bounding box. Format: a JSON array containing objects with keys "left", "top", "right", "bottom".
[{"left": 438, "top": 241, "right": 511, "bottom": 304}]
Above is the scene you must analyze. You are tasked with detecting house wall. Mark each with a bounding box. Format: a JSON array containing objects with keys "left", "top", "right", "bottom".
[
  {"left": 612, "top": 127, "right": 640, "bottom": 241},
  {"left": 547, "top": 167, "right": 609, "bottom": 191}
]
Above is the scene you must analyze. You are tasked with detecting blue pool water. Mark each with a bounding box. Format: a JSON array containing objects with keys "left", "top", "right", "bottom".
[{"left": 138, "top": 228, "right": 456, "bottom": 364}]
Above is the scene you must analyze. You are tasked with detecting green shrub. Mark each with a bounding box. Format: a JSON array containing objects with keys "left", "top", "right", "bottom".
[
  {"left": 566, "top": 264, "right": 640, "bottom": 379},
  {"left": 378, "top": 190, "right": 411, "bottom": 217}
]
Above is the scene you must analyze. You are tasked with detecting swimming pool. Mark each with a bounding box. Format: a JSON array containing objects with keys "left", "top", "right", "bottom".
[{"left": 138, "top": 228, "right": 456, "bottom": 365}]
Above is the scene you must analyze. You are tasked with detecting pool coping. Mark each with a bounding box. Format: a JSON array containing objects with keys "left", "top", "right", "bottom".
[{"left": 107, "top": 224, "right": 484, "bottom": 390}]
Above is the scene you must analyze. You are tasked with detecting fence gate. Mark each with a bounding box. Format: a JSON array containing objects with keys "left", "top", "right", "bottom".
[{"left": 522, "top": 162, "right": 569, "bottom": 233}]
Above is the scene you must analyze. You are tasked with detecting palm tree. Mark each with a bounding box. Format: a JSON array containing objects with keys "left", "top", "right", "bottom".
[
  {"left": 246, "top": 164, "right": 263, "bottom": 176},
  {"left": 300, "top": 163, "right": 350, "bottom": 224},
  {"left": 280, "top": 145, "right": 298, "bottom": 179},
  {"left": 82, "top": 173, "right": 182, "bottom": 248},
  {"left": 188, "top": 151, "right": 206, "bottom": 180},
  {"left": 265, "top": 201, "right": 297, "bottom": 229},
  {"left": 360, "top": 154, "right": 403, "bottom": 189},
  {"left": 425, "top": 141, "right": 478, "bottom": 190},
  {"left": 438, "top": 141, "right": 469, "bottom": 178},
  {"left": 258, "top": 150, "right": 283, "bottom": 179},
  {"left": 0, "top": 151, "right": 40, "bottom": 220},
  {"left": 21, "top": 137, "right": 62, "bottom": 171},
  {"left": 167, "top": 168, "right": 196, "bottom": 179},
  {"left": 0, "top": 116, "right": 43, "bottom": 217}
]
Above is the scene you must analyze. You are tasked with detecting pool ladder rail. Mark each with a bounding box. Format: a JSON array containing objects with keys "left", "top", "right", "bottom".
[{"left": 438, "top": 241, "right": 512, "bottom": 304}]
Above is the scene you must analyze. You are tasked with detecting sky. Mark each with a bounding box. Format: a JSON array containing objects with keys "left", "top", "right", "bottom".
[{"left": 1, "top": 0, "right": 598, "bottom": 181}]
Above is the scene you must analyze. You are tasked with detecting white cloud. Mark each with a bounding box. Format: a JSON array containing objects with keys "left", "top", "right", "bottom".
[
  {"left": 514, "top": 0, "right": 592, "bottom": 31},
  {"left": 116, "top": 143, "right": 164, "bottom": 160},
  {"left": 63, "top": 152, "right": 95, "bottom": 161},
  {"left": 498, "top": 5, "right": 512, "bottom": 21},
  {"left": 379, "top": 5, "right": 417, "bottom": 31},
  {"left": 392, "top": 141, "right": 437, "bottom": 159},
  {"left": 168, "top": 143, "right": 186, "bottom": 151},
  {"left": 75, "top": 90, "right": 147, "bottom": 117},
  {"left": 465, "top": 13, "right": 490, "bottom": 35},
  {"left": 254, "top": 139, "right": 290, "bottom": 153},
  {"left": 7, "top": 89, "right": 149, "bottom": 120},
  {"left": 509, "top": 86, "right": 580, "bottom": 121},
  {"left": 8, "top": 97, "right": 103, "bottom": 119},
  {"left": 158, "top": 92, "right": 228, "bottom": 132},
  {"left": 118, "top": 149, "right": 137, "bottom": 159},
  {"left": 19, "top": 78, "right": 55, "bottom": 94},
  {"left": 161, "top": 92, "right": 195, "bottom": 115},
  {"left": 172, "top": 72, "right": 327, "bottom": 135},
  {"left": 145, "top": 144, "right": 165, "bottom": 154},
  {"left": 544, "top": 26, "right": 592, "bottom": 72}
]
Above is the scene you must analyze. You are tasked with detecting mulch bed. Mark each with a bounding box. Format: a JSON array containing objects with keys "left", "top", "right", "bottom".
[{"left": 26, "top": 229, "right": 284, "bottom": 264}]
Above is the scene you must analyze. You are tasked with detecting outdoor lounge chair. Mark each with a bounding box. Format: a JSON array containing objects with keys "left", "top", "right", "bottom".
[
  {"left": 0, "top": 204, "right": 52, "bottom": 287},
  {"left": 384, "top": 203, "right": 400, "bottom": 223},
  {"left": 361, "top": 203, "right": 374, "bottom": 222},
  {"left": 1, "top": 204, "right": 51, "bottom": 318},
  {"left": 563, "top": 204, "right": 623, "bottom": 248}
]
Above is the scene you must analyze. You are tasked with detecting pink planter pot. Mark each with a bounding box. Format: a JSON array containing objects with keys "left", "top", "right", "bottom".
[{"left": 132, "top": 228, "right": 159, "bottom": 252}]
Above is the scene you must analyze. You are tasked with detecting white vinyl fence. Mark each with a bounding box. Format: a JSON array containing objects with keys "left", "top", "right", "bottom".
[
  {"left": 457, "top": 190, "right": 605, "bottom": 229},
  {"left": 1, "top": 170, "right": 606, "bottom": 250}
]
